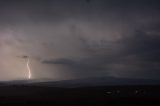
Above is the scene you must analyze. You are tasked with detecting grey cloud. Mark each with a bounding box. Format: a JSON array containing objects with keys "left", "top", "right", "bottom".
[
  {"left": 43, "top": 59, "right": 74, "bottom": 64},
  {"left": 122, "top": 30, "right": 160, "bottom": 61},
  {"left": 109, "top": 29, "right": 160, "bottom": 78},
  {"left": 41, "top": 26, "right": 160, "bottom": 79},
  {"left": 1, "top": 0, "right": 160, "bottom": 80},
  {"left": 42, "top": 57, "right": 108, "bottom": 78}
]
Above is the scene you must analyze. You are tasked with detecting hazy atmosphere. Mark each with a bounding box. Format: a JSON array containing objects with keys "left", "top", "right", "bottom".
[{"left": 0, "top": 0, "right": 160, "bottom": 81}]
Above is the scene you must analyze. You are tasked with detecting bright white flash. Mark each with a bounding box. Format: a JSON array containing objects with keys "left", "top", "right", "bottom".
[{"left": 27, "top": 58, "right": 32, "bottom": 79}]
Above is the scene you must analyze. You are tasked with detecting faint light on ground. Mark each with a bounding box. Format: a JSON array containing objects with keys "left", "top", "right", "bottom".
[{"left": 106, "top": 91, "right": 112, "bottom": 95}]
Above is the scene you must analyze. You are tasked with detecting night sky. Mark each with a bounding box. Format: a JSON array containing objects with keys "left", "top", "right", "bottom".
[{"left": 0, "top": 0, "right": 160, "bottom": 81}]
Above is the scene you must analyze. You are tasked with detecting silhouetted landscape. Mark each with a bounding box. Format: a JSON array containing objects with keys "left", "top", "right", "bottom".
[{"left": 1, "top": 78, "right": 160, "bottom": 105}]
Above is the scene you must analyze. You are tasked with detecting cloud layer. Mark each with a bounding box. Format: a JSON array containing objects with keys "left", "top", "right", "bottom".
[{"left": 0, "top": 0, "right": 160, "bottom": 80}]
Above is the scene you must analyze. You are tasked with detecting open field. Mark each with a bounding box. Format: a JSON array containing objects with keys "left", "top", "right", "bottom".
[{"left": 0, "top": 85, "right": 160, "bottom": 105}]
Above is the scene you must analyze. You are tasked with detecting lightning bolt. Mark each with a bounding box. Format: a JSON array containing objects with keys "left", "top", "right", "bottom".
[{"left": 27, "top": 58, "right": 31, "bottom": 79}]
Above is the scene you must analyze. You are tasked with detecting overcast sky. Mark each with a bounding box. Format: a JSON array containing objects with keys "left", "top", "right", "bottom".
[{"left": 0, "top": 0, "right": 160, "bottom": 81}]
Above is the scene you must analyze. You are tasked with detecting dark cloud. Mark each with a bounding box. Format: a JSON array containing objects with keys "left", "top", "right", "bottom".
[
  {"left": 122, "top": 30, "right": 160, "bottom": 60},
  {"left": 1, "top": 0, "right": 160, "bottom": 80},
  {"left": 43, "top": 59, "right": 74, "bottom": 64},
  {"left": 42, "top": 57, "right": 108, "bottom": 78},
  {"left": 42, "top": 27, "right": 160, "bottom": 79}
]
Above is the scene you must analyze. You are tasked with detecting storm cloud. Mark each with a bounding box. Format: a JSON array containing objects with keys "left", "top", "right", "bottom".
[
  {"left": 0, "top": 0, "right": 160, "bottom": 80},
  {"left": 42, "top": 29, "right": 160, "bottom": 79}
]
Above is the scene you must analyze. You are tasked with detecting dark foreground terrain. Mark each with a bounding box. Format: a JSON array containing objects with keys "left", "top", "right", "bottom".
[{"left": 0, "top": 85, "right": 160, "bottom": 105}]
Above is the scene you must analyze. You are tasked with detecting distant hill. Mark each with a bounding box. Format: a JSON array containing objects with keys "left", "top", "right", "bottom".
[
  {"left": 32, "top": 77, "right": 160, "bottom": 88},
  {"left": 1, "top": 76, "right": 160, "bottom": 88}
]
